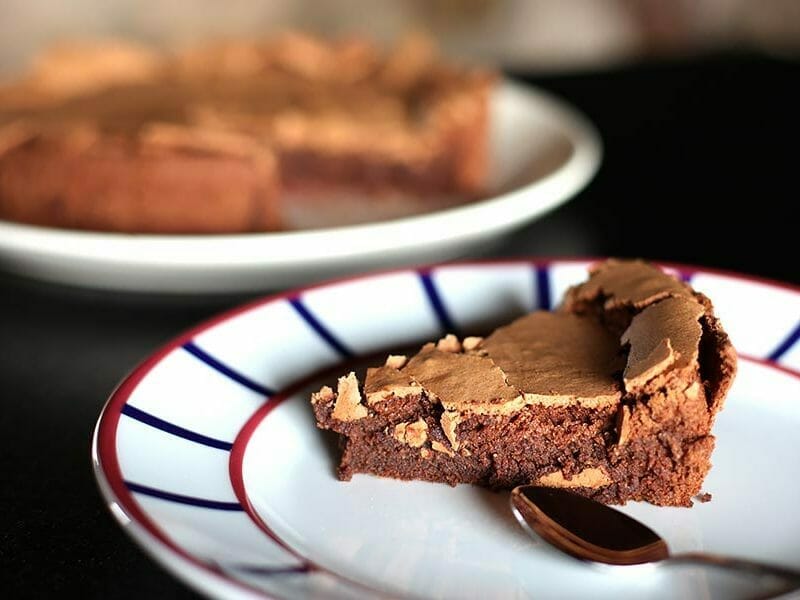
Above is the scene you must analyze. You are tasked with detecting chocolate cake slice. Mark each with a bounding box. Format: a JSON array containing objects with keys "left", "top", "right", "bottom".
[
  {"left": 311, "top": 260, "right": 737, "bottom": 506},
  {"left": 0, "top": 34, "right": 492, "bottom": 233}
]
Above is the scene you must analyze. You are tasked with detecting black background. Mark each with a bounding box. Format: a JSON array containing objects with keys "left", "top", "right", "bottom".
[{"left": 2, "top": 53, "right": 798, "bottom": 598}]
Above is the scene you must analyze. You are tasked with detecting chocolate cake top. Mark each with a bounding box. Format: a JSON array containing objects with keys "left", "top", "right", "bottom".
[
  {"left": 342, "top": 259, "right": 735, "bottom": 419},
  {"left": 621, "top": 295, "right": 705, "bottom": 391},
  {"left": 362, "top": 311, "right": 623, "bottom": 417},
  {"left": 481, "top": 312, "right": 623, "bottom": 406},
  {"left": 566, "top": 259, "right": 691, "bottom": 310},
  {"left": 0, "top": 34, "right": 493, "bottom": 159},
  {"left": 565, "top": 259, "right": 735, "bottom": 398}
]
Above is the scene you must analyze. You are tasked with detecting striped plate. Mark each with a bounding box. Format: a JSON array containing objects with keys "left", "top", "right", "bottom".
[{"left": 92, "top": 259, "right": 800, "bottom": 599}]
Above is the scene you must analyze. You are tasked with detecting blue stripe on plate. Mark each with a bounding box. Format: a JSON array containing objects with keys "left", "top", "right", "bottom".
[
  {"left": 768, "top": 321, "right": 800, "bottom": 362},
  {"left": 121, "top": 404, "right": 233, "bottom": 451},
  {"left": 183, "top": 341, "right": 274, "bottom": 397},
  {"left": 125, "top": 481, "right": 243, "bottom": 511},
  {"left": 419, "top": 272, "right": 457, "bottom": 334},
  {"left": 535, "top": 266, "right": 551, "bottom": 310},
  {"left": 288, "top": 297, "right": 353, "bottom": 358}
]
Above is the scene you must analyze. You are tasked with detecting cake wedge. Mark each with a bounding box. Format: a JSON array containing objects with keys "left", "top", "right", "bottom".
[
  {"left": 0, "top": 34, "right": 493, "bottom": 233},
  {"left": 311, "top": 260, "right": 736, "bottom": 506}
]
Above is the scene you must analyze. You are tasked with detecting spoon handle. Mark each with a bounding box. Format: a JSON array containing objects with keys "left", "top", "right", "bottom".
[{"left": 671, "top": 552, "right": 800, "bottom": 583}]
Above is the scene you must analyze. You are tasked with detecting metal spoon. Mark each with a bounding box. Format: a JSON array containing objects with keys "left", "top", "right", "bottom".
[{"left": 510, "top": 485, "right": 800, "bottom": 584}]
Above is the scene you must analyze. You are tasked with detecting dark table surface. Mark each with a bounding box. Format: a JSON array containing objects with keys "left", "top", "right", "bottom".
[{"left": 2, "top": 52, "right": 798, "bottom": 598}]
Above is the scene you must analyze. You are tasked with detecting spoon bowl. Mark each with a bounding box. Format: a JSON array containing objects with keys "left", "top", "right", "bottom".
[{"left": 510, "top": 485, "right": 800, "bottom": 585}]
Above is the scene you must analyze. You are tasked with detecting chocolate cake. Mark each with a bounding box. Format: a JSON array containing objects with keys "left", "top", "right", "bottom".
[
  {"left": 0, "top": 34, "right": 493, "bottom": 233},
  {"left": 311, "top": 260, "right": 737, "bottom": 506}
]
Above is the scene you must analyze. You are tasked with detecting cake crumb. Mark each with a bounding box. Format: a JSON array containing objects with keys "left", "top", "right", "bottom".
[
  {"left": 440, "top": 411, "right": 461, "bottom": 450},
  {"left": 436, "top": 334, "right": 461, "bottom": 353},
  {"left": 311, "top": 385, "right": 334, "bottom": 404},
  {"left": 393, "top": 418, "right": 428, "bottom": 447},
  {"left": 462, "top": 336, "right": 483, "bottom": 351},
  {"left": 385, "top": 354, "right": 408, "bottom": 369},
  {"left": 684, "top": 381, "right": 702, "bottom": 400},
  {"left": 332, "top": 372, "right": 367, "bottom": 421},
  {"left": 420, "top": 448, "right": 432, "bottom": 459},
  {"left": 696, "top": 492, "right": 712, "bottom": 503},
  {"left": 616, "top": 405, "right": 632, "bottom": 446},
  {"left": 538, "top": 467, "right": 611, "bottom": 489},
  {"left": 431, "top": 440, "right": 455, "bottom": 457}
]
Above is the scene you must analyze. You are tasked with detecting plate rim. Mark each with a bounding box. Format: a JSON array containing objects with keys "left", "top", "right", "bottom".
[{"left": 91, "top": 258, "right": 800, "bottom": 599}]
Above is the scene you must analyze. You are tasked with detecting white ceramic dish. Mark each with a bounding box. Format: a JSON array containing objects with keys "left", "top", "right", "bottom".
[
  {"left": 0, "top": 82, "right": 600, "bottom": 293},
  {"left": 92, "top": 259, "right": 800, "bottom": 599}
]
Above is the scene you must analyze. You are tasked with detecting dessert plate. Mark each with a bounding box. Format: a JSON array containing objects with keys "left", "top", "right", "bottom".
[
  {"left": 92, "top": 259, "right": 800, "bottom": 599},
  {"left": 0, "top": 81, "right": 600, "bottom": 293}
]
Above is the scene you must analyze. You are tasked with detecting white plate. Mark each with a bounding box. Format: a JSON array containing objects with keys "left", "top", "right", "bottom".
[
  {"left": 92, "top": 259, "right": 800, "bottom": 599},
  {"left": 0, "top": 82, "right": 600, "bottom": 293}
]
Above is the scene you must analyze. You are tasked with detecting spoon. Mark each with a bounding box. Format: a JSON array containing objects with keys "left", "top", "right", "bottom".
[{"left": 510, "top": 485, "right": 800, "bottom": 584}]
